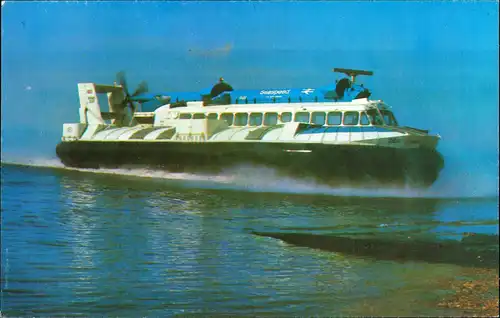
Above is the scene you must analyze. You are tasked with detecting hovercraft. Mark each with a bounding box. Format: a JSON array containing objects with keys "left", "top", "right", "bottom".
[{"left": 55, "top": 68, "right": 444, "bottom": 188}]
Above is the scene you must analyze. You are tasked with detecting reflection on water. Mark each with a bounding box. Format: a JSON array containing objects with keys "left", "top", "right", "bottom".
[
  {"left": 251, "top": 231, "right": 499, "bottom": 268},
  {"left": 1, "top": 165, "right": 498, "bottom": 316}
]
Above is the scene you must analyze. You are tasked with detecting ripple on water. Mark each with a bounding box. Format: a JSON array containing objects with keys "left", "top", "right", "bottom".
[{"left": 1, "top": 164, "right": 498, "bottom": 316}]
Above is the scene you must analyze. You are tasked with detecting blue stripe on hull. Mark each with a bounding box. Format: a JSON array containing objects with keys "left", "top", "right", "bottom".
[{"left": 300, "top": 126, "right": 393, "bottom": 134}]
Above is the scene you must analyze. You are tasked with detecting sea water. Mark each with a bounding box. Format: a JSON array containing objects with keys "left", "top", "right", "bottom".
[{"left": 1, "top": 161, "right": 498, "bottom": 316}]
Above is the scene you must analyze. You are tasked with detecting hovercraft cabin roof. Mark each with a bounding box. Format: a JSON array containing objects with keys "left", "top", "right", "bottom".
[{"left": 133, "top": 75, "right": 371, "bottom": 112}]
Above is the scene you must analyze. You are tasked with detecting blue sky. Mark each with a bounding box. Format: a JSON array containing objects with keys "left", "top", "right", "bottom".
[{"left": 1, "top": 1, "right": 498, "bottom": 191}]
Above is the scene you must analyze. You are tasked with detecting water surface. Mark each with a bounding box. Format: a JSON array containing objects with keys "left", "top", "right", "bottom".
[{"left": 1, "top": 163, "right": 498, "bottom": 316}]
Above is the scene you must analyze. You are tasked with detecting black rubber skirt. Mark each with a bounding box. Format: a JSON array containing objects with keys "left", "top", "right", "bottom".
[{"left": 56, "top": 141, "right": 444, "bottom": 188}]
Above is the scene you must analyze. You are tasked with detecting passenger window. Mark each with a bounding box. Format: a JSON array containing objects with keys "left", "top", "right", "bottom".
[
  {"left": 220, "top": 113, "right": 234, "bottom": 126},
  {"left": 264, "top": 112, "right": 278, "bottom": 126},
  {"left": 294, "top": 112, "right": 310, "bottom": 123},
  {"left": 249, "top": 113, "right": 263, "bottom": 126},
  {"left": 179, "top": 113, "right": 192, "bottom": 119},
  {"left": 311, "top": 112, "right": 326, "bottom": 125},
  {"left": 193, "top": 113, "right": 206, "bottom": 119},
  {"left": 281, "top": 112, "right": 292, "bottom": 123},
  {"left": 327, "top": 112, "right": 342, "bottom": 125},
  {"left": 207, "top": 113, "right": 218, "bottom": 120},
  {"left": 234, "top": 113, "right": 248, "bottom": 126},
  {"left": 343, "top": 111, "right": 359, "bottom": 126},
  {"left": 360, "top": 112, "right": 370, "bottom": 125}
]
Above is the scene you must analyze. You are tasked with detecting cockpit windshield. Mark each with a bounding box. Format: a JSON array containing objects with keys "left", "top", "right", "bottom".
[
  {"left": 366, "top": 109, "right": 384, "bottom": 125},
  {"left": 380, "top": 110, "right": 398, "bottom": 126}
]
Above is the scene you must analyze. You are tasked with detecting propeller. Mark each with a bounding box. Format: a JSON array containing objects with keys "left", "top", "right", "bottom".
[{"left": 116, "top": 71, "right": 149, "bottom": 114}]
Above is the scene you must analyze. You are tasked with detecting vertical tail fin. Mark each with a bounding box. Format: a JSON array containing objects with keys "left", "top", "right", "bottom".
[{"left": 77, "top": 83, "right": 129, "bottom": 126}]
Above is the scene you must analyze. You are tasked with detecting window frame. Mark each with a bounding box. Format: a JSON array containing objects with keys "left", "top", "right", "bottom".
[
  {"left": 343, "top": 111, "right": 360, "bottom": 126},
  {"left": 366, "top": 109, "right": 384, "bottom": 126},
  {"left": 233, "top": 113, "right": 249, "bottom": 127},
  {"left": 220, "top": 113, "right": 234, "bottom": 126},
  {"left": 326, "top": 111, "right": 342, "bottom": 126},
  {"left": 311, "top": 111, "right": 326, "bottom": 126},
  {"left": 264, "top": 112, "right": 279, "bottom": 126},
  {"left": 280, "top": 112, "right": 292, "bottom": 123},
  {"left": 380, "top": 110, "right": 399, "bottom": 126},
  {"left": 294, "top": 112, "right": 311, "bottom": 124},
  {"left": 179, "top": 113, "right": 192, "bottom": 119},
  {"left": 193, "top": 113, "right": 206, "bottom": 119},
  {"left": 249, "top": 113, "right": 263, "bottom": 126},
  {"left": 360, "top": 112, "right": 371, "bottom": 126}
]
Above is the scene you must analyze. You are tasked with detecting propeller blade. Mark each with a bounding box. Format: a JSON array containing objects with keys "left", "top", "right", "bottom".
[
  {"left": 115, "top": 71, "right": 148, "bottom": 117},
  {"left": 127, "top": 101, "right": 136, "bottom": 113},
  {"left": 116, "top": 71, "right": 130, "bottom": 96},
  {"left": 132, "top": 81, "right": 149, "bottom": 97}
]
